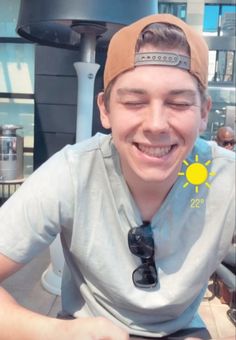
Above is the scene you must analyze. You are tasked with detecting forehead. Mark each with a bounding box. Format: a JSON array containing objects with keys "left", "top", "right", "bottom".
[
  {"left": 220, "top": 130, "right": 234, "bottom": 139},
  {"left": 111, "top": 63, "right": 199, "bottom": 96}
]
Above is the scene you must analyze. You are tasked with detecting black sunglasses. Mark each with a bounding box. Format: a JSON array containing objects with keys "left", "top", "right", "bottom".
[
  {"left": 222, "top": 140, "right": 235, "bottom": 147},
  {"left": 128, "top": 222, "right": 158, "bottom": 288}
]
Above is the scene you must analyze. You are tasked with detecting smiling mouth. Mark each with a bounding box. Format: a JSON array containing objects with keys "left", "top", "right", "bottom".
[{"left": 135, "top": 143, "right": 175, "bottom": 158}]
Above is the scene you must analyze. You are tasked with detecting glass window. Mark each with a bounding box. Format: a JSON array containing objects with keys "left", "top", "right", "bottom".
[
  {"left": 217, "top": 51, "right": 227, "bottom": 82},
  {"left": 0, "top": 0, "right": 35, "bottom": 177},
  {"left": 158, "top": 3, "right": 187, "bottom": 21},
  {"left": 222, "top": 5, "right": 236, "bottom": 15},
  {"left": 0, "top": 98, "right": 34, "bottom": 148},
  {"left": 208, "top": 50, "right": 217, "bottom": 82},
  {"left": 204, "top": 4, "right": 236, "bottom": 36},
  {"left": 208, "top": 50, "right": 235, "bottom": 83},
  {"left": 0, "top": 43, "right": 35, "bottom": 93},
  {"left": 0, "top": 0, "right": 21, "bottom": 37},
  {"left": 203, "top": 5, "right": 219, "bottom": 34},
  {"left": 224, "top": 51, "right": 234, "bottom": 82},
  {"left": 221, "top": 5, "right": 236, "bottom": 36},
  {"left": 0, "top": 98, "right": 34, "bottom": 175}
]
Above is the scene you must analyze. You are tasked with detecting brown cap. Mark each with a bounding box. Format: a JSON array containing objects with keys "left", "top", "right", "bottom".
[{"left": 104, "top": 14, "right": 209, "bottom": 90}]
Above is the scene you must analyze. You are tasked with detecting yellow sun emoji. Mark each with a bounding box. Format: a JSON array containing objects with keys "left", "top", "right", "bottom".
[{"left": 178, "top": 154, "right": 216, "bottom": 193}]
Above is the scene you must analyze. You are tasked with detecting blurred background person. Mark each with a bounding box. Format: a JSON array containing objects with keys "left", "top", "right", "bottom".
[{"left": 216, "top": 126, "right": 235, "bottom": 151}]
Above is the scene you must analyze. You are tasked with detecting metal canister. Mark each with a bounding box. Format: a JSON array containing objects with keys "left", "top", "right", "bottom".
[{"left": 0, "top": 125, "right": 24, "bottom": 181}]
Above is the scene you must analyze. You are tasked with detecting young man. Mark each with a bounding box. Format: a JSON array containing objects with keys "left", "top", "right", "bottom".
[{"left": 0, "top": 14, "right": 235, "bottom": 340}]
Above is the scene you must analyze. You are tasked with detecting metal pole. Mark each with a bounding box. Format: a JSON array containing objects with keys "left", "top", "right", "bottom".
[
  {"left": 74, "top": 61, "right": 100, "bottom": 142},
  {"left": 74, "top": 32, "right": 100, "bottom": 142}
]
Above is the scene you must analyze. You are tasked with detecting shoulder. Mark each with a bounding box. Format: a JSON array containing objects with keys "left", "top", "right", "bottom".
[
  {"left": 54, "top": 133, "right": 113, "bottom": 183},
  {"left": 207, "top": 140, "right": 235, "bottom": 162},
  {"left": 40, "top": 133, "right": 111, "bottom": 172},
  {"left": 61, "top": 133, "right": 111, "bottom": 161},
  {"left": 192, "top": 138, "right": 235, "bottom": 168},
  {"left": 207, "top": 140, "right": 235, "bottom": 178}
]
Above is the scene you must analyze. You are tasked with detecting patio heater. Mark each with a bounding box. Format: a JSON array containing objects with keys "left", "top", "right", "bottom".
[{"left": 16, "top": 0, "right": 157, "bottom": 295}]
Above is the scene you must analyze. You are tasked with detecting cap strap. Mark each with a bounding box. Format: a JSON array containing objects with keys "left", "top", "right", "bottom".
[{"left": 135, "top": 52, "right": 190, "bottom": 70}]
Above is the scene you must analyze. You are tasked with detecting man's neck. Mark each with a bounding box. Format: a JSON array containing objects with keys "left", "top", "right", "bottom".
[{"left": 127, "top": 179, "right": 175, "bottom": 221}]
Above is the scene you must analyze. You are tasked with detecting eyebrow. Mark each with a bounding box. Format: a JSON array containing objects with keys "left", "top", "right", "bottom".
[
  {"left": 116, "top": 88, "right": 148, "bottom": 96},
  {"left": 167, "top": 89, "right": 197, "bottom": 98},
  {"left": 116, "top": 88, "right": 197, "bottom": 98}
]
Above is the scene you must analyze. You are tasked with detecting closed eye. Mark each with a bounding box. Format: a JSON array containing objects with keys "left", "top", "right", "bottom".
[
  {"left": 166, "top": 102, "right": 194, "bottom": 110},
  {"left": 122, "top": 101, "right": 147, "bottom": 109}
]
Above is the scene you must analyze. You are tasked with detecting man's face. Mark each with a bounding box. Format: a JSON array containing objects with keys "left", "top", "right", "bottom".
[
  {"left": 98, "top": 62, "right": 210, "bottom": 189},
  {"left": 218, "top": 134, "right": 235, "bottom": 150}
]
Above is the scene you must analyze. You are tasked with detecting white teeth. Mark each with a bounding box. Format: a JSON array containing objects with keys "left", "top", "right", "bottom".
[{"left": 138, "top": 144, "right": 171, "bottom": 157}]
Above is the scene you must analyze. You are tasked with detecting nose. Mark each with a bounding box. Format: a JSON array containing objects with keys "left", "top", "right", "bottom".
[
  {"left": 142, "top": 101, "right": 169, "bottom": 134},
  {"left": 225, "top": 144, "right": 233, "bottom": 150}
]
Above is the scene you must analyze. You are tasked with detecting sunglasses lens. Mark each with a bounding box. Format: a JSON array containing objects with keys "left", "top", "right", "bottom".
[
  {"left": 222, "top": 140, "right": 234, "bottom": 146},
  {"left": 133, "top": 262, "right": 157, "bottom": 288},
  {"left": 128, "top": 225, "right": 154, "bottom": 259}
]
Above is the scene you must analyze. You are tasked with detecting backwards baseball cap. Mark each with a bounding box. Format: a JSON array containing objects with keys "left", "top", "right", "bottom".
[{"left": 104, "top": 14, "right": 209, "bottom": 90}]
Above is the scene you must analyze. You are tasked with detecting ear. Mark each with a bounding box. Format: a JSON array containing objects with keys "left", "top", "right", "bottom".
[
  {"left": 97, "top": 92, "right": 112, "bottom": 129},
  {"left": 199, "top": 96, "right": 212, "bottom": 132}
]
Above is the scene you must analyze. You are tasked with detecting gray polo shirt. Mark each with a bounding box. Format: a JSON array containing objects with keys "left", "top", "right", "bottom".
[{"left": 0, "top": 133, "right": 235, "bottom": 337}]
